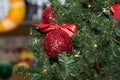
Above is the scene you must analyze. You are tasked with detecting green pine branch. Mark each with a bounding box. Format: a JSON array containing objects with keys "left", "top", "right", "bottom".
[{"left": 16, "top": 0, "right": 120, "bottom": 80}]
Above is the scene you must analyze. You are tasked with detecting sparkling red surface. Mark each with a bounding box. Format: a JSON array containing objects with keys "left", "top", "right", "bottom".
[
  {"left": 42, "top": 6, "right": 55, "bottom": 24},
  {"left": 44, "top": 29, "right": 72, "bottom": 58}
]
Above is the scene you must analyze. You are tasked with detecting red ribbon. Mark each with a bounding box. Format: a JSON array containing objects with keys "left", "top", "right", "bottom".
[{"left": 33, "top": 23, "right": 78, "bottom": 37}]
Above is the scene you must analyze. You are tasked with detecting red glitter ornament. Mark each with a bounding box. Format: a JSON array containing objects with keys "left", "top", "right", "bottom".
[
  {"left": 44, "top": 29, "right": 72, "bottom": 58},
  {"left": 110, "top": 4, "right": 120, "bottom": 20},
  {"left": 42, "top": 6, "right": 55, "bottom": 24},
  {"left": 33, "top": 23, "right": 78, "bottom": 58}
]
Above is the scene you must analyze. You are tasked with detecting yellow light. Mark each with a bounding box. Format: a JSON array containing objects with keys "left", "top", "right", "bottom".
[
  {"left": 86, "top": 2, "right": 92, "bottom": 8},
  {"left": 94, "top": 44, "right": 97, "bottom": 48},
  {"left": 75, "top": 54, "right": 79, "bottom": 58},
  {"left": 43, "top": 69, "right": 47, "bottom": 72},
  {"left": 88, "top": 4, "right": 92, "bottom": 8},
  {"left": 42, "top": 69, "right": 47, "bottom": 74},
  {"left": 95, "top": 74, "right": 98, "bottom": 77}
]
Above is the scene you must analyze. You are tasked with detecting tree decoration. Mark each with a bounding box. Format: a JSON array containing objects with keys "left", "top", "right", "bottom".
[
  {"left": 20, "top": 49, "right": 35, "bottom": 66},
  {"left": 83, "top": 2, "right": 92, "bottom": 8},
  {"left": 13, "top": 62, "right": 29, "bottom": 80},
  {"left": 0, "top": 61, "right": 12, "bottom": 79},
  {"left": 110, "top": 4, "right": 120, "bottom": 37},
  {"left": 86, "top": 2, "right": 92, "bottom": 8},
  {"left": 42, "top": 6, "right": 55, "bottom": 24},
  {"left": 93, "top": 61, "right": 101, "bottom": 75},
  {"left": 33, "top": 23, "right": 77, "bottom": 58},
  {"left": 44, "top": 29, "right": 72, "bottom": 58},
  {"left": 115, "top": 27, "right": 120, "bottom": 36},
  {"left": 110, "top": 4, "right": 120, "bottom": 20},
  {"left": 13, "top": 62, "right": 30, "bottom": 72},
  {"left": 0, "top": 0, "right": 26, "bottom": 33}
]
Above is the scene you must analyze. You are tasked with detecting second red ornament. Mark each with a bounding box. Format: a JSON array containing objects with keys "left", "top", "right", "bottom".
[{"left": 42, "top": 6, "right": 55, "bottom": 24}]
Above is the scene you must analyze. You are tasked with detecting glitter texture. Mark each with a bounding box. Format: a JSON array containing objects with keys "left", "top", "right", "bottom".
[
  {"left": 44, "top": 29, "right": 72, "bottom": 58},
  {"left": 42, "top": 6, "right": 55, "bottom": 24}
]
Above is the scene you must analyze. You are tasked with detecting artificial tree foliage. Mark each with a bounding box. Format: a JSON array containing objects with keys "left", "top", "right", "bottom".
[{"left": 16, "top": 0, "right": 120, "bottom": 80}]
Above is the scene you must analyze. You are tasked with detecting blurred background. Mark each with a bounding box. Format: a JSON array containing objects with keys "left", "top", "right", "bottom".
[
  {"left": 0, "top": 0, "right": 65, "bottom": 79},
  {"left": 0, "top": 0, "right": 51, "bottom": 79},
  {"left": 0, "top": 0, "right": 50, "bottom": 63}
]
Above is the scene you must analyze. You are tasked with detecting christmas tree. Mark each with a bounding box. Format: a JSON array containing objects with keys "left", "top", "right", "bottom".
[{"left": 15, "top": 0, "right": 120, "bottom": 80}]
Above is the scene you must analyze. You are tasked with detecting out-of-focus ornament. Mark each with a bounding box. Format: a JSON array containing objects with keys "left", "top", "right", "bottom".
[
  {"left": 14, "top": 61, "right": 30, "bottom": 68},
  {"left": 42, "top": 6, "right": 55, "bottom": 24},
  {"left": 20, "top": 50, "right": 35, "bottom": 61},
  {"left": 115, "top": 20, "right": 120, "bottom": 36},
  {"left": 13, "top": 62, "right": 29, "bottom": 73},
  {"left": 0, "top": 61, "right": 12, "bottom": 79},
  {"left": 0, "top": 0, "right": 26, "bottom": 33},
  {"left": 13, "top": 62, "right": 29, "bottom": 80},
  {"left": 110, "top": 4, "right": 120, "bottom": 20},
  {"left": 33, "top": 23, "right": 78, "bottom": 59},
  {"left": 20, "top": 49, "right": 35, "bottom": 66},
  {"left": 115, "top": 27, "right": 120, "bottom": 36}
]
